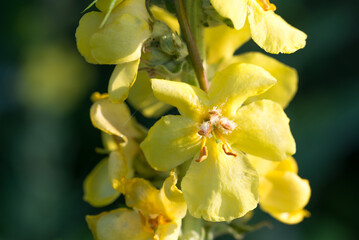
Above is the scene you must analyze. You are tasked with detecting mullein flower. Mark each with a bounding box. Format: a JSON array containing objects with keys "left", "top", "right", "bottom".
[
  {"left": 209, "top": 0, "right": 307, "bottom": 53},
  {"left": 141, "top": 63, "right": 296, "bottom": 221},
  {"left": 76, "top": 0, "right": 151, "bottom": 65},
  {"left": 249, "top": 156, "right": 311, "bottom": 224},
  {"left": 86, "top": 172, "right": 187, "bottom": 240},
  {"left": 83, "top": 93, "right": 146, "bottom": 206}
]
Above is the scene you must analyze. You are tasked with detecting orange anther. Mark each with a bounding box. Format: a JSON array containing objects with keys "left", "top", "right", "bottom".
[
  {"left": 222, "top": 144, "right": 238, "bottom": 157},
  {"left": 258, "top": 0, "right": 276, "bottom": 11}
]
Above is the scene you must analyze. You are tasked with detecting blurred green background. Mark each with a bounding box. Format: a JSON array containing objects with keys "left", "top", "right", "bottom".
[{"left": 1, "top": 0, "right": 358, "bottom": 239}]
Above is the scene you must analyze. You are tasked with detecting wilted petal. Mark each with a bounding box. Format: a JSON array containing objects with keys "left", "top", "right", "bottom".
[
  {"left": 181, "top": 139, "right": 258, "bottom": 221},
  {"left": 208, "top": 63, "right": 276, "bottom": 118},
  {"left": 228, "top": 100, "right": 296, "bottom": 161},
  {"left": 247, "top": 1, "right": 307, "bottom": 54},
  {"left": 141, "top": 115, "right": 201, "bottom": 171},
  {"left": 83, "top": 158, "right": 120, "bottom": 207}
]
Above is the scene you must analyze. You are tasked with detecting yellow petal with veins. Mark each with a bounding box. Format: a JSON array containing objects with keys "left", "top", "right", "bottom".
[
  {"left": 140, "top": 115, "right": 202, "bottom": 171},
  {"left": 247, "top": 0, "right": 307, "bottom": 54},
  {"left": 181, "top": 139, "right": 258, "bottom": 221},
  {"left": 228, "top": 100, "right": 296, "bottom": 161},
  {"left": 220, "top": 52, "right": 298, "bottom": 108},
  {"left": 208, "top": 63, "right": 276, "bottom": 118}
]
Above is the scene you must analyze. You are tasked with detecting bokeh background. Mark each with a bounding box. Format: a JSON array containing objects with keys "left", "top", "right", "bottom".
[{"left": 1, "top": 0, "right": 358, "bottom": 239}]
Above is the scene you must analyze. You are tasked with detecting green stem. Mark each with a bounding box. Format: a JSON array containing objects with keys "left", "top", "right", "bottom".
[{"left": 174, "top": 0, "right": 209, "bottom": 92}]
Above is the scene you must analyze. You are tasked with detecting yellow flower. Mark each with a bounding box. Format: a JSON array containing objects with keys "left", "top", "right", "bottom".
[
  {"left": 141, "top": 63, "right": 296, "bottom": 221},
  {"left": 86, "top": 173, "right": 187, "bottom": 240},
  {"left": 83, "top": 94, "right": 145, "bottom": 206},
  {"left": 209, "top": 0, "right": 307, "bottom": 53},
  {"left": 249, "top": 156, "right": 311, "bottom": 224},
  {"left": 76, "top": 0, "right": 151, "bottom": 64}
]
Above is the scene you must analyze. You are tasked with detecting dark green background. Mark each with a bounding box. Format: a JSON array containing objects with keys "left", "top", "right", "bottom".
[{"left": 1, "top": 0, "right": 358, "bottom": 239}]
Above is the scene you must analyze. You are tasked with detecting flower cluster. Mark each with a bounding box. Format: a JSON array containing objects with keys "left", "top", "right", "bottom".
[{"left": 76, "top": 0, "right": 311, "bottom": 239}]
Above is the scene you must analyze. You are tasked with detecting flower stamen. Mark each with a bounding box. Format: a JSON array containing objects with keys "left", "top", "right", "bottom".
[
  {"left": 257, "top": 0, "right": 277, "bottom": 11},
  {"left": 215, "top": 129, "right": 238, "bottom": 157},
  {"left": 196, "top": 137, "right": 208, "bottom": 162}
]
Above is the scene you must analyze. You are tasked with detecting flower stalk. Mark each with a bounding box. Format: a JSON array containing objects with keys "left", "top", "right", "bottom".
[{"left": 174, "top": 0, "right": 209, "bottom": 92}]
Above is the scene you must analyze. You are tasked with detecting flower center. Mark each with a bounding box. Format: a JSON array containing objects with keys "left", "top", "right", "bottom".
[
  {"left": 256, "top": 0, "right": 277, "bottom": 11},
  {"left": 196, "top": 109, "right": 237, "bottom": 162}
]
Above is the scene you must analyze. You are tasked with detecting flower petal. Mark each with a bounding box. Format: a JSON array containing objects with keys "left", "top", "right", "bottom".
[
  {"left": 76, "top": 11, "right": 103, "bottom": 63},
  {"left": 86, "top": 208, "right": 152, "bottom": 240},
  {"left": 205, "top": 23, "right": 251, "bottom": 64},
  {"left": 128, "top": 71, "right": 172, "bottom": 118},
  {"left": 90, "top": 98, "right": 143, "bottom": 141},
  {"left": 89, "top": 0, "right": 151, "bottom": 64},
  {"left": 220, "top": 52, "right": 298, "bottom": 108},
  {"left": 140, "top": 115, "right": 202, "bottom": 171},
  {"left": 210, "top": 0, "right": 248, "bottom": 30},
  {"left": 160, "top": 172, "right": 187, "bottom": 220},
  {"left": 229, "top": 100, "right": 296, "bottom": 161},
  {"left": 151, "top": 79, "right": 209, "bottom": 120},
  {"left": 259, "top": 171, "right": 311, "bottom": 223},
  {"left": 270, "top": 209, "right": 310, "bottom": 225},
  {"left": 154, "top": 221, "right": 182, "bottom": 240},
  {"left": 96, "top": 0, "right": 124, "bottom": 12},
  {"left": 151, "top": 5, "right": 180, "bottom": 33},
  {"left": 208, "top": 63, "right": 276, "bottom": 118},
  {"left": 109, "top": 139, "right": 139, "bottom": 193},
  {"left": 83, "top": 158, "right": 120, "bottom": 207},
  {"left": 181, "top": 139, "right": 258, "bottom": 221},
  {"left": 108, "top": 59, "right": 140, "bottom": 103},
  {"left": 247, "top": 1, "right": 307, "bottom": 54}
]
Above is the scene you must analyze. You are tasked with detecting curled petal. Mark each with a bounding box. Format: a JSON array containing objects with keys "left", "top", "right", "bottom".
[
  {"left": 83, "top": 158, "right": 120, "bottom": 207},
  {"left": 182, "top": 139, "right": 258, "bottom": 221},
  {"left": 209, "top": 63, "right": 276, "bottom": 118},
  {"left": 151, "top": 79, "right": 209, "bottom": 121},
  {"left": 229, "top": 100, "right": 296, "bottom": 161},
  {"left": 141, "top": 115, "right": 202, "bottom": 171},
  {"left": 210, "top": 0, "right": 248, "bottom": 30},
  {"left": 247, "top": 1, "right": 307, "bottom": 54},
  {"left": 90, "top": 99, "right": 143, "bottom": 141}
]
